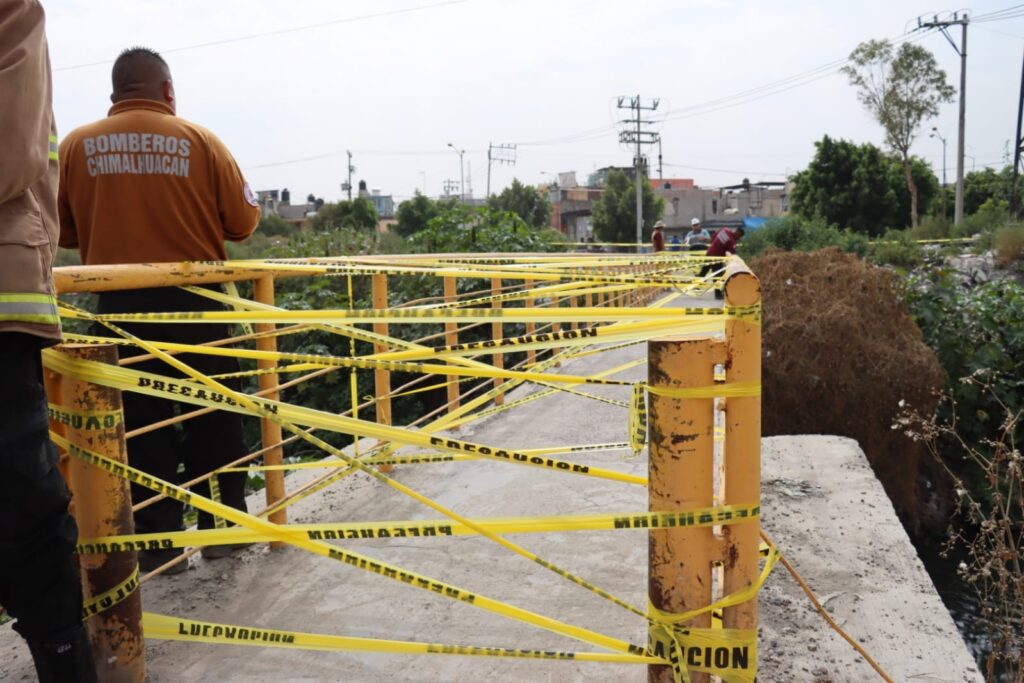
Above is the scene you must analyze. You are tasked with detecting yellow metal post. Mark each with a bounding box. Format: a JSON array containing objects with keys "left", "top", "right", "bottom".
[
  {"left": 523, "top": 279, "right": 536, "bottom": 365},
  {"left": 253, "top": 276, "right": 286, "bottom": 532},
  {"left": 443, "top": 276, "right": 460, "bottom": 414},
  {"left": 647, "top": 337, "right": 723, "bottom": 683},
  {"left": 722, "top": 257, "right": 762, "bottom": 632},
  {"left": 372, "top": 274, "right": 394, "bottom": 472},
  {"left": 491, "top": 276, "right": 504, "bottom": 407},
  {"left": 56, "top": 344, "right": 145, "bottom": 683}
]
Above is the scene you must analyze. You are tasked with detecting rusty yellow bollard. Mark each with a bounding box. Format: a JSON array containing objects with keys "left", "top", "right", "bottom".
[
  {"left": 523, "top": 278, "right": 536, "bottom": 365},
  {"left": 490, "top": 276, "right": 504, "bottom": 407},
  {"left": 722, "top": 257, "right": 761, "bottom": 631},
  {"left": 647, "top": 337, "right": 725, "bottom": 683},
  {"left": 372, "top": 274, "right": 395, "bottom": 472},
  {"left": 52, "top": 344, "right": 145, "bottom": 683},
  {"left": 253, "top": 276, "right": 286, "bottom": 533},
  {"left": 443, "top": 276, "right": 461, "bottom": 415}
]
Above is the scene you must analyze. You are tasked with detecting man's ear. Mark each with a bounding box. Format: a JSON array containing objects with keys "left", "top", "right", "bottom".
[{"left": 163, "top": 79, "right": 176, "bottom": 112}]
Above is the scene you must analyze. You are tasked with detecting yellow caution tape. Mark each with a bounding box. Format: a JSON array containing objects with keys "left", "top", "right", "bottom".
[
  {"left": 629, "top": 384, "right": 647, "bottom": 455},
  {"left": 47, "top": 404, "right": 123, "bottom": 431},
  {"left": 82, "top": 566, "right": 138, "bottom": 620},
  {"left": 645, "top": 381, "right": 762, "bottom": 399},
  {"left": 142, "top": 612, "right": 657, "bottom": 664},
  {"left": 76, "top": 502, "right": 760, "bottom": 552},
  {"left": 53, "top": 433, "right": 646, "bottom": 657}
]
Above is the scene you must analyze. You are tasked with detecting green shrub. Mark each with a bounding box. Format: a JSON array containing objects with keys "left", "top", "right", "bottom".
[
  {"left": 994, "top": 225, "right": 1024, "bottom": 268},
  {"left": 954, "top": 197, "right": 1009, "bottom": 238},
  {"left": 737, "top": 215, "right": 868, "bottom": 259},
  {"left": 911, "top": 214, "right": 951, "bottom": 240},
  {"left": 867, "top": 230, "right": 922, "bottom": 269}
]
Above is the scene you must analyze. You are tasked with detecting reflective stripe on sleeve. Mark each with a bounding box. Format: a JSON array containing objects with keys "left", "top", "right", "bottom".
[
  {"left": 0, "top": 293, "right": 60, "bottom": 325},
  {"left": 49, "top": 134, "right": 59, "bottom": 161}
]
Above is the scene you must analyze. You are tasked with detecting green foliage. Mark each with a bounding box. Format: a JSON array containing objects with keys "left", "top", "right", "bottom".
[
  {"left": 257, "top": 213, "right": 295, "bottom": 237},
  {"left": 867, "top": 230, "right": 923, "bottom": 269},
  {"left": 591, "top": 170, "right": 665, "bottom": 243},
  {"left": 790, "top": 135, "right": 938, "bottom": 234},
  {"left": 736, "top": 216, "right": 869, "bottom": 259},
  {"left": 307, "top": 198, "right": 379, "bottom": 232},
  {"left": 904, "top": 272, "right": 1024, "bottom": 450},
  {"left": 964, "top": 166, "right": 1016, "bottom": 216},
  {"left": 956, "top": 198, "right": 1011, "bottom": 239},
  {"left": 412, "top": 204, "right": 564, "bottom": 253},
  {"left": 395, "top": 192, "right": 458, "bottom": 238},
  {"left": 487, "top": 179, "right": 552, "bottom": 228},
  {"left": 842, "top": 40, "right": 954, "bottom": 226},
  {"left": 995, "top": 225, "right": 1024, "bottom": 268}
]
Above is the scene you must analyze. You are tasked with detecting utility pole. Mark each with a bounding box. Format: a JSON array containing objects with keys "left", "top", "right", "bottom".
[
  {"left": 443, "top": 179, "right": 460, "bottom": 198},
  {"left": 657, "top": 135, "right": 663, "bottom": 180},
  {"left": 930, "top": 127, "right": 948, "bottom": 218},
  {"left": 617, "top": 95, "right": 660, "bottom": 249},
  {"left": 919, "top": 11, "right": 969, "bottom": 224},
  {"left": 344, "top": 150, "right": 355, "bottom": 201},
  {"left": 487, "top": 143, "right": 517, "bottom": 198},
  {"left": 1011, "top": 49, "right": 1024, "bottom": 219},
  {"left": 447, "top": 142, "right": 465, "bottom": 202}
]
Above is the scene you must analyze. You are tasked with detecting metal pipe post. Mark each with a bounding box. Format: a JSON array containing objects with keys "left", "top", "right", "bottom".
[
  {"left": 722, "top": 257, "right": 762, "bottom": 633},
  {"left": 253, "top": 276, "right": 286, "bottom": 532},
  {"left": 57, "top": 344, "right": 145, "bottom": 682},
  {"left": 372, "top": 274, "right": 394, "bottom": 472},
  {"left": 647, "top": 337, "right": 722, "bottom": 683},
  {"left": 491, "top": 276, "right": 504, "bottom": 406},
  {"left": 443, "top": 276, "right": 461, "bottom": 414}
]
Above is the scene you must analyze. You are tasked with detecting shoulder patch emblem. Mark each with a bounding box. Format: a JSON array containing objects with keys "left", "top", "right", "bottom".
[{"left": 243, "top": 182, "right": 258, "bottom": 207}]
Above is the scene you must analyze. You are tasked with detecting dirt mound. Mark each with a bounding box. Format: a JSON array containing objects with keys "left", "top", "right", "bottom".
[{"left": 751, "top": 248, "right": 943, "bottom": 531}]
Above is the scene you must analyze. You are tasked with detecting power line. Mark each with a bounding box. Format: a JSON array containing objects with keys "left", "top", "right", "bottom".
[{"left": 53, "top": 0, "right": 471, "bottom": 72}]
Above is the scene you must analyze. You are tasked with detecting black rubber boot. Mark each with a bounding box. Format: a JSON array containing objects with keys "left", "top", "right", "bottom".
[{"left": 26, "top": 624, "right": 97, "bottom": 683}]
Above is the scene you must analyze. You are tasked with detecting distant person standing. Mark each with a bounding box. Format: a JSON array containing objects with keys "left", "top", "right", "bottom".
[
  {"left": 651, "top": 220, "right": 666, "bottom": 252},
  {"left": 668, "top": 234, "right": 681, "bottom": 251},
  {"left": 682, "top": 217, "right": 711, "bottom": 251},
  {"left": 0, "top": 1, "right": 96, "bottom": 680},
  {"left": 58, "top": 47, "right": 260, "bottom": 573},
  {"left": 704, "top": 226, "right": 745, "bottom": 299}
]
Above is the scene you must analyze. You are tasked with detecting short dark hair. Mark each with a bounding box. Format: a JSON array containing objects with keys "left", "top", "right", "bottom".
[{"left": 112, "top": 47, "right": 169, "bottom": 92}]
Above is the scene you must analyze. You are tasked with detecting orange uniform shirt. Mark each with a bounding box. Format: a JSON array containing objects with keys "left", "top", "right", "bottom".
[{"left": 58, "top": 99, "right": 259, "bottom": 264}]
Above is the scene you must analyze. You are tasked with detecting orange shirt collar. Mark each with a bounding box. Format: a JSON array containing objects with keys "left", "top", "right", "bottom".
[{"left": 107, "top": 99, "right": 175, "bottom": 117}]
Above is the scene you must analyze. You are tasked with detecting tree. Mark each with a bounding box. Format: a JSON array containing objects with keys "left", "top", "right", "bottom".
[
  {"left": 394, "top": 192, "right": 457, "bottom": 238},
  {"left": 591, "top": 170, "right": 665, "bottom": 244},
  {"left": 307, "top": 198, "right": 379, "bottom": 232},
  {"left": 256, "top": 213, "right": 294, "bottom": 237},
  {"left": 791, "top": 135, "right": 938, "bottom": 234},
  {"left": 413, "top": 204, "right": 562, "bottom": 253},
  {"left": 842, "top": 40, "right": 954, "bottom": 227},
  {"left": 487, "top": 179, "right": 551, "bottom": 228}
]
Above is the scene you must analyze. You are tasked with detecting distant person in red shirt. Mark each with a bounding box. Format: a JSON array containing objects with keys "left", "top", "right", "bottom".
[
  {"left": 651, "top": 220, "right": 666, "bottom": 252},
  {"left": 703, "top": 226, "right": 745, "bottom": 299}
]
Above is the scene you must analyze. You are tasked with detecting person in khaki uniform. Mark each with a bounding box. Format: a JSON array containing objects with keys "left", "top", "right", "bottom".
[
  {"left": 0, "top": 1, "right": 96, "bottom": 680},
  {"left": 58, "top": 47, "right": 260, "bottom": 573}
]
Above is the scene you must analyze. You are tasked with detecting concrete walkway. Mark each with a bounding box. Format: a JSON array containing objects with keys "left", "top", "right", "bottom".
[{"left": 0, "top": 305, "right": 981, "bottom": 682}]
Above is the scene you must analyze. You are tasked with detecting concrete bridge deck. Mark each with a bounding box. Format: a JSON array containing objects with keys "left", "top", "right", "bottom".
[{"left": 1, "top": 296, "right": 981, "bottom": 682}]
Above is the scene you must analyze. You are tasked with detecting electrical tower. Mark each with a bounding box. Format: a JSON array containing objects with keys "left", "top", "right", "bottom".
[
  {"left": 487, "top": 143, "right": 517, "bottom": 198},
  {"left": 617, "top": 95, "right": 660, "bottom": 248},
  {"left": 442, "top": 179, "right": 461, "bottom": 198},
  {"left": 342, "top": 150, "right": 355, "bottom": 201},
  {"left": 917, "top": 11, "right": 969, "bottom": 224}
]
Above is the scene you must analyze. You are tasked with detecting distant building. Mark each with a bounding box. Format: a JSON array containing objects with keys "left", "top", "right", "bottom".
[{"left": 257, "top": 187, "right": 318, "bottom": 230}]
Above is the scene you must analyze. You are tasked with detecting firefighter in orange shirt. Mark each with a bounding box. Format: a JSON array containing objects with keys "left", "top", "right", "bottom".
[{"left": 58, "top": 47, "right": 260, "bottom": 574}]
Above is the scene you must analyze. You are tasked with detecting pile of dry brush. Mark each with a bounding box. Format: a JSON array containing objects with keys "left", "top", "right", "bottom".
[{"left": 751, "top": 248, "right": 944, "bottom": 532}]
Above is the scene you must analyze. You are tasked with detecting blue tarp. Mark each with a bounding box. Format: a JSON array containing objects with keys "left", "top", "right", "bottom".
[{"left": 743, "top": 216, "right": 768, "bottom": 231}]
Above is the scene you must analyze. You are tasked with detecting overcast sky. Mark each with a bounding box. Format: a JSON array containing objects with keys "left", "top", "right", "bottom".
[{"left": 44, "top": 0, "right": 1024, "bottom": 204}]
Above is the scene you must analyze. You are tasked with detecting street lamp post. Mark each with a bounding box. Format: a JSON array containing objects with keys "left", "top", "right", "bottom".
[
  {"left": 931, "top": 127, "right": 947, "bottom": 218},
  {"left": 447, "top": 142, "right": 465, "bottom": 201}
]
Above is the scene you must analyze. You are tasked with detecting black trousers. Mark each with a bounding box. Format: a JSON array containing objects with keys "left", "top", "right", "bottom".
[
  {"left": 0, "top": 333, "right": 83, "bottom": 639},
  {"left": 96, "top": 288, "right": 248, "bottom": 535}
]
